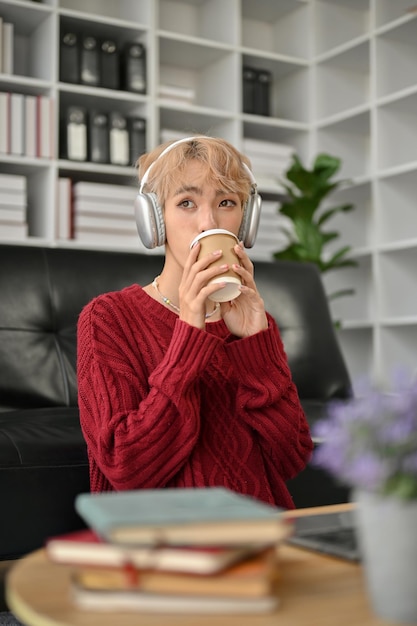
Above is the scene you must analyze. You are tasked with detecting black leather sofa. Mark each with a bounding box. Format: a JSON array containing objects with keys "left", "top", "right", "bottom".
[{"left": 0, "top": 243, "right": 352, "bottom": 564}]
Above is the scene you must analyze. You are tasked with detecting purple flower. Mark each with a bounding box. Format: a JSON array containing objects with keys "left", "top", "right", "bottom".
[{"left": 311, "top": 368, "right": 417, "bottom": 501}]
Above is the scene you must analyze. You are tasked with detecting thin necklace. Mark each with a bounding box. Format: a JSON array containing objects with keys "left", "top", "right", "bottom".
[{"left": 152, "top": 276, "right": 220, "bottom": 319}]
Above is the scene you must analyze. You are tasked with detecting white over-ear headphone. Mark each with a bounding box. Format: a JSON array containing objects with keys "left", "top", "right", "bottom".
[{"left": 133, "top": 136, "right": 262, "bottom": 249}]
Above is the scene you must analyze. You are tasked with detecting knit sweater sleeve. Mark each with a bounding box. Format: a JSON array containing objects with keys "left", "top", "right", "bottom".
[
  {"left": 77, "top": 295, "right": 222, "bottom": 491},
  {"left": 225, "top": 314, "right": 313, "bottom": 482}
]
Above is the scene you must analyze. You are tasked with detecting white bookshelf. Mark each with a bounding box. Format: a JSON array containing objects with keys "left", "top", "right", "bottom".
[
  {"left": 1, "top": 0, "right": 417, "bottom": 388},
  {"left": 313, "top": 0, "right": 417, "bottom": 388}
]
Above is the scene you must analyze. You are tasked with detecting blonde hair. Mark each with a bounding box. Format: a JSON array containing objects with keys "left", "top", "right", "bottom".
[{"left": 136, "top": 136, "right": 253, "bottom": 208}]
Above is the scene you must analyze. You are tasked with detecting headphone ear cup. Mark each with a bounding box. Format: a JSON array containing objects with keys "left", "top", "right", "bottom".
[
  {"left": 238, "top": 192, "right": 262, "bottom": 248},
  {"left": 134, "top": 192, "right": 165, "bottom": 249}
]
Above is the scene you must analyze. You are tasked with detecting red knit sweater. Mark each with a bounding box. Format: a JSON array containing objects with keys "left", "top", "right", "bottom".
[{"left": 77, "top": 284, "right": 313, "bottom": 509}]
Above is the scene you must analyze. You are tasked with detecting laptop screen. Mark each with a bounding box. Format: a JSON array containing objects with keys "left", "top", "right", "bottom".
[{"left": 287, "top": 508, "right": 361, "bottom": 562}]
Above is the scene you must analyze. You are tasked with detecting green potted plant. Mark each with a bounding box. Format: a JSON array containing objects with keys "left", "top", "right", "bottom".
[{"left": 273, "top": 153, "right": 357, "bottom": 302}]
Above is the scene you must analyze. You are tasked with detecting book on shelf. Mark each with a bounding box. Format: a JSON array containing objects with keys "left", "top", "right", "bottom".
[
  {"left": 0, "top": 222, "right": 28, "bottom": 240},
  {"left": 158, "top": 84, "right": 196, "bottom": 104},
  {"left": 46, "top": 527, "right": 270, "bottom": 575},
  {"left": 56, "top": 177, "right": 72, "bottom": 240},
  {"left": 37, "top": 95, "right": 53, "bottom": 159},
  {"left": 71, "top": 547, "right": 277, "bottom": 599},
  {"left": 249, "top": 200, "right": 290, "bottom": 263},
  {"left": 109, "top": 111, "right": 129, "bottom": 166},
  {"left": 255, "top": 69, "right": 272, "bottom": 117},
  {"left": 242, "top": 66, "right": 258, "bottom": 115},
  {"left": 0, "top": 190, "right": 26, "bottom": 207},
  {"left": 100, "top": 39, "right": 120, "bottom": 90},
  {"left": 249, "top": 156, "right": 291, "bottom": 182},
  {"left": 62, "top": 106, "right": 87, "bottom": 161},
  {"left": 0, "top": 17, "right": 3, "bottom": 73},
  {"left": 242, "top": 138, "right": 295, "bottom": 158},
  {"left": 80, "top": 34, "right": 100, "bottom": 87},
  {"left": 25, "top": 95, "right": 37, "bottom": 158},
  {"left": 0, "top": 207, "right": 26, "bottom": 223},
  {"left": 74, "top": 199, "right": 134, "bottom": 217},
  {"left": 0, "top": 92, "right": 9, "bottom": 153},
  {"left": 75, "top": 487, "right": 291, "bottom": 547},
  {"left": 249, "top": 153, "right": 293, "bottom": 170},
  {"left": 72, "top": 181, "right": 137, "bottom": 202},
  {"left": 127, "top": 116, "right": 146, "bottom": 162},
  {"left": 88, "top": 111, "right": 110, "bottom": 164},
  {"left": 73, "top": 229, "right": 142, "bottom": 250},
  {"left": 59, "top": 31, "right": 80, "bottom": 84},
  {"left": 74, "top": 214, "right": 136, "bottom": 232},
  {"left": 10, "top": 93, "right": 24, "bottom": 156},
  {"left": 121, "top": 42, "right": 146, "bottom": 94},
  {"left": 2, "top": 22, "right": 14, "bottom": 75},
  {"left": 0, "top": 173, "right": 26, "bottom": 192}
]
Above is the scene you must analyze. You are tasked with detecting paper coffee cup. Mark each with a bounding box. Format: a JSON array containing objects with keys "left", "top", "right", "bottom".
[{"left": 190, "top": 229, "right": 241, "bottom": 302}]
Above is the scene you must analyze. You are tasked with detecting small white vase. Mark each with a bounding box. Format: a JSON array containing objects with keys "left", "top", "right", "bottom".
[{"left": 354, "top": 489, "right": 417, "bottom": 624}]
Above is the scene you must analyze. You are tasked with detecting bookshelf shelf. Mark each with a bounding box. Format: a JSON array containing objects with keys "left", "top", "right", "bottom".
[
  {"left": 1, "top": 0, "right": 417, "bottom": 387},
  {"left": 375, "top": 0, "right": 417, "bottom": 29},
  {"left": 313, "top": 0, "right": 370, "bottom": 56},
  {"left": 58, "top": 0, "right": 151, "bottom": 24},
  {"left": 315, "top": 41, "right": 370, "bottom": 120}
]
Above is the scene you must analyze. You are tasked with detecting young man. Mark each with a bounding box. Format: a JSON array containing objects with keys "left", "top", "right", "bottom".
[{"left": 77, "top": 135, "right": 313, "bottom": 509}]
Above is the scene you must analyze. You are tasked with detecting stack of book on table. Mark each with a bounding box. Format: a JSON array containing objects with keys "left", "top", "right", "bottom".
[{"left": 46, "top": 487, "right": 293, "bottom": 614}]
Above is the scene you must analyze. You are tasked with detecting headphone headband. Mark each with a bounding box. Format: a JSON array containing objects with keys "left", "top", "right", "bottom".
[{"left": 139, "top": 136, "right": 257, "bottom": 193}]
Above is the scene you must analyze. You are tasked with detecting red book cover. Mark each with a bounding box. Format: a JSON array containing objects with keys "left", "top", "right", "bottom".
[{"left": 46, "top": 528, "right": 270, "bottom": 575}]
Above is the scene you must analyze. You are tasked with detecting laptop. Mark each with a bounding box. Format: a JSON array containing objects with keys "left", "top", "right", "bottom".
[{"left": 286, "top": 507, "right": 361, "bottom": 562}]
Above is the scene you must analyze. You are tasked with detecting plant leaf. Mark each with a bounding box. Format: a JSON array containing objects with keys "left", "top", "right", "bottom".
[
  {"left": 318, "top": 203, "right": 354, "bottom": 226},
  {"left": 327, "top": 288, "right": 356, "bottom": 301},
  {"left": 321, "top": 231, "right": 339, "bottom": 244},
  {"left": 313, "top": 153, "right": 341, "bottom": 180},
  {"left": 326, "top": 246, "right": 356, "bottom": 265}
]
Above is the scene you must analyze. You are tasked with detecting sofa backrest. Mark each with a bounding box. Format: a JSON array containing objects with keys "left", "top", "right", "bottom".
[{"left": 0, "top": 244, "right": 351, "bottom": 411}]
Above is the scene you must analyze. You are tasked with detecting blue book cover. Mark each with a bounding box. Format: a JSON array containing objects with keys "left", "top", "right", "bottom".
[{"left": 75, "top": 487, "right": 289, "bottom": 547}]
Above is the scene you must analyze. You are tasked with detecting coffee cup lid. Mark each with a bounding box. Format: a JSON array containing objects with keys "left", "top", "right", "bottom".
[{"left": 190, "top": 229, "right": 238, "bottom": 249}]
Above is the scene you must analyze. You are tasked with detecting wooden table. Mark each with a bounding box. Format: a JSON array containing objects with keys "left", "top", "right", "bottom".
[{"left": 6, "top": 504, "right": 399, "bottom": 626}]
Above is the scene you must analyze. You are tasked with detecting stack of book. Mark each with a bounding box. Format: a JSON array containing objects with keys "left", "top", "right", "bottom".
[
  {"left": 249, "top": 199, "right": 294, "bottom": 262},
  {"left": 56, "top": 180, "right": 147, "bottom": 250},
  {"left": 243, "top": 138, "right": 295, "bottom": 192},
  {"left": 158, "top": 84, "right": 196, "bottom": 106},
  {"left": 46, "top": 487, "right": 292, "bottom": 614},
  {"left": 0, "top": 173, "right": 28, "bottom": 241}
]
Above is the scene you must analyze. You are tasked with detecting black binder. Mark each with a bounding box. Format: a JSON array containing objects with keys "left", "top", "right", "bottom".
[
  {"left": 109, "top": 111, "right": 129, "bottom": 166},
  {"left": 242, "top": 66, "right": 258, "bottom": 115},
  {"left": 255, "top": 69, "right": 272, "bottom": 116},
  {"left": 62, "top": 106, "right": 87, "bottom": 161},
  {"left": 100, "top": 39, "right": 120, "bottom": 90},
  {"left": 60, "top": 32, "right": 80, "bottom": 84},
  {"left": 80, "top": 35, "right": 100, "bottom": 87},
  {"left": 88, "top": 111, "right": 109, "bottom": 163},
  {"left": 121, "top": 42, "right": 146, "bottom": 93},
  {"left": 127, "top": 116, "right": 146, "bottom": 162}
]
